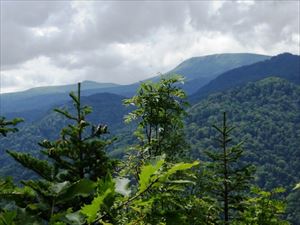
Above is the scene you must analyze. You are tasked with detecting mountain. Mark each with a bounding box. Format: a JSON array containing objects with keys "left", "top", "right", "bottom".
[
  {"left": 170, "top": 53, "right": 270, "bottom": 81},
  {"left": 187, "top": 77, "right": 300, "bottom": 189},
  {"left": 1, "top": 53, "right": 270, "bottom": 120},
  {"left": 5, "top": 80, "right": 118, "bottom": 98},
  {"left": 1, "top": 81, "right": 119, "bottom": 118},
  {"left": 186, "top": 77, "right": 300, "bottom": 223},
  {"left": 152, "top": 53, "right": 271, "bottom": 94},
  {"left": 190, "top": 53, "right": 300, "bottom": 103},
  {"left": 0, "top": 92, "right": 129, "bottom": 180}
]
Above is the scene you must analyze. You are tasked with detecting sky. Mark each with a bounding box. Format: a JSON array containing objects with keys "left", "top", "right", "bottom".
[{"left": 0, "top": 0, "right": 299, "bottom": 93}]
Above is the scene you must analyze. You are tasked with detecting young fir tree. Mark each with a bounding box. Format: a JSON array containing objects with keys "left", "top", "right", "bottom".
[
  {"left": 0, "top": 117, "right": 23, "bottom": 223},
  {"left": 205, "top": 112, "right": 254, "bottom": 224},
  {"left": 5, "top": 83, "right": 114, "bottom": 222},
  {"left": 0, "top": 116, "right": 23, "bottom": 195}
]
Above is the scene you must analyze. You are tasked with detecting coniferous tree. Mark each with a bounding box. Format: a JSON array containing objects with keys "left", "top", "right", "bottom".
[
  {"left": 0, "top": 117, "right": 23, "bottom": 137},
  {"left": 0, "top": 117, "right": 27, "bottom": 224},
  {"left": 5, "top": 83, "right": 114, "bottom": 222},
  {"left": 205, "top": 112, "right": 254, "bottom": 224}
]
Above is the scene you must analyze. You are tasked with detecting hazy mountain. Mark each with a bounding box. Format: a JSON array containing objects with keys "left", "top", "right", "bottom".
[
  {"left": 0, "top": 92, "right": 129, "bottom": 180},
  {"left": 150, "top": 53, "right": 271, "bottom": 94},
  {"left": 190, "top": 53, "right": 300, "bottom": 103},
  {"left": 170, "top": 53, "right": 270, "bottom": 81},
  {"left": 1, "top": 81, "right": 119, "bottom": 115},
  {"left": 2, "top": 80, "right": 118, "bottom": 105},
  {"left": 1, "top": 53, "right": 270, "bottom": 120}
]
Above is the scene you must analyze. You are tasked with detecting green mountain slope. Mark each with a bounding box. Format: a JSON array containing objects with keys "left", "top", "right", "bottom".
[
  {"left": 0, "top": 92, "right": 129, "bottom": 180},
  {"left": 186, "top": 77, "right": 300, "bottom": 190},
  {"left": 170, "top": 53, "right": 270, "bottom": 81},
  {"left": 190, "top": 53, "right": 300, "bottom": 103}
]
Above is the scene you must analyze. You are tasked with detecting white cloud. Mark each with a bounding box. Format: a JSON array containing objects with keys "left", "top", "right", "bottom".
[{"left": 0, "top": 0, "right": 299, "bottom": 93}]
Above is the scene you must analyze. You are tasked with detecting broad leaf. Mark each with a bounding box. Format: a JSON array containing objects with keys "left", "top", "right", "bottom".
[
  {"left": 138, "top": 157, "right": 165, "bottom": 193},
  {"left": 81, "top": 188, "right": 113, "bottom": 223}
]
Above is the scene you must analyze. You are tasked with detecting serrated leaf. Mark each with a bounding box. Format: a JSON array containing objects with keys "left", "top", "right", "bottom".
[
  {"left": 139, "top": 158, "right": 165, "bottom": 193},
  {"left": 81, "top": 188, "right": 112, "bottom": 223},
  {"left": 164, "top": 161, "right": 199, "bottom": 179},
  {"left": 57, "top": 179, "right": 96, "bottom": 203}
]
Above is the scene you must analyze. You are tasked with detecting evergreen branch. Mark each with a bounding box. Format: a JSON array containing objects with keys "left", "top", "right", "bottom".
[
  {"left": 7, "top": 151, "right": 54, "bottom": 181},
  {"left": 54, "top": 108, "right": 77, "bottom": 121}
]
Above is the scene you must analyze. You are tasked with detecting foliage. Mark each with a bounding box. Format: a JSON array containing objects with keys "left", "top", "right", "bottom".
[
  {"left": 286, "top": 183, "right": 300, "bottom": 224},
  {"left": 79, "top": 156, "right": 199, "bottom": 225},
  {"left": 204, "top": 112, "right": 254, "bottom": 223},
  {"left": 190, "top": 53, "right": 300, "bottom": 103},
  {"left": 235, "top": 187, "right": 290, "bottom": 225},
  {"left": 0, "top": 117, "right": 23, "bottom": 137},
  {"left": 187, "top": 77, "right": 300, "bottom": 190},
  {"left": 0, "top": 77, "right": 296, "bottom": 224},
  {"left": 2, "top": 83, "right": 114, "bottom": 222},
  {"left": 124, "top": 75, "right": 188, "bottom": 161},
  {"left": 0, "top": 93, "right": 129, "bottom": 181},
  {"left": 186, "top": 77, "right": 300, "bottom": 222}
]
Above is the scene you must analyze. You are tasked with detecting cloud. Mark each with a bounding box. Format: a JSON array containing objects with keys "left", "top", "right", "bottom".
[{"left": 0, "top": 0, "right": 299, "bottom": 92}]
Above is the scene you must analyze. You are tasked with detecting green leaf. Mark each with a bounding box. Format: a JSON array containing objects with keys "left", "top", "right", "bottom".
[
  {"left": 57, "top": 179, "right": 96, "bottom": 203},
  {"left": 164, "top": 161, "right": 199, "bottom": 178},
  {"left": 0, "top": 210, "right": 17, "bottom": 225},
  {"left": 138, "top": 157, "right": 165, "bottom": 193},
  {"left": 81, "top": 188, "right": 113, "bottom": 223}
]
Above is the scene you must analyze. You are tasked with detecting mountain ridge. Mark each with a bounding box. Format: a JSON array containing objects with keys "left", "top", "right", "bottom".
[{"left": 190, "top": 53, "right": 300, "bottom": 103}]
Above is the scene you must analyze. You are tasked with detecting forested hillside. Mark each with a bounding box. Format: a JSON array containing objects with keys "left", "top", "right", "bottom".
[
  {"left": 1, "top": 77, "right": 295, "bottom": 224},
  {"left": 186, "top": 77, "right": 300, "bottom": 224},
  {"left": 190, "top": 53, "right": 300, "bottom": 103},
  {"left": 187, "top": 77, "right": 300, "bottom": 188},
  {"left": 1, "top": 53, "right": 299, "bottom": 224},
  {"left": 0, "top": 93, "right": 129, "bottom": 180}
]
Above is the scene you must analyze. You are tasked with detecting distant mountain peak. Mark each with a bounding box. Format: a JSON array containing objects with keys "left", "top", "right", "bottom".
[
  {"left": 190, "top": 53, "right": 300, "bottom": 104},
  {"left": 169, "top": 53, "right": 271, "bottom": 81}
]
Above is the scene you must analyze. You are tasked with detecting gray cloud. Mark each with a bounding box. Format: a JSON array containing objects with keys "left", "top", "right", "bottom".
[{"left": 0, "top": 0, "right": 299, "bottom": 92}]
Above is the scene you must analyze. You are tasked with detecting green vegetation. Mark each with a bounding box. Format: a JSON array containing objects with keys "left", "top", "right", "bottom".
[
  {"left": 186, "top": 77, "right": 300, "bottom": 223},
  {"left": 123, "top": 75, "right": 188, "bottom": 161},
  {"left": 205, "top": 112, "right": 254, "bottom": 223},
  {"left": 1, "top": 76, "right": 294, "bottom": 224},
  {"left": 0, "top": 117, "right": 23, "bottom": 137},
  {"left": 190, "top": 53, "right": 300, "bottom": 103},
  {"left": 187, "top": 77, "right": 300, "bottom": 189}
]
